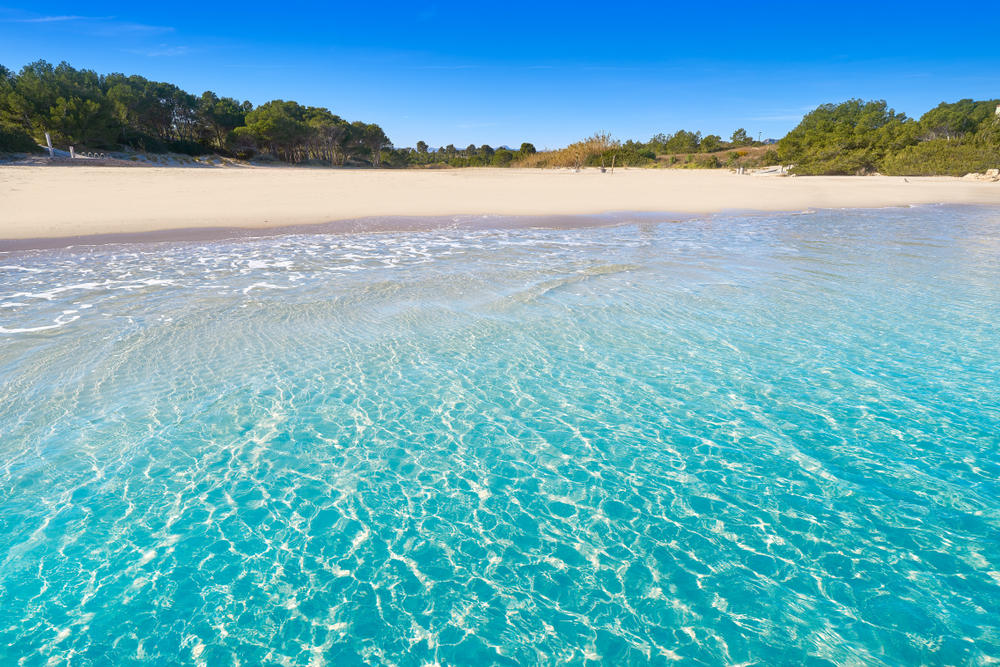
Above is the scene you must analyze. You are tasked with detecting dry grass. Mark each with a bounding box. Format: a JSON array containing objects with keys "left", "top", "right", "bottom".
[
  {"left": 515, "top": 135, "right": 779, "bottom": 170},
  {"left": 657, "top": 144, "right": 776, "bottom": 167},
  {"left": 515, "top": 132, "right": 620, "bottom": 168}
]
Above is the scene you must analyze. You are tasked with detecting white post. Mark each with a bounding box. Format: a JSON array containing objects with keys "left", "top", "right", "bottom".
[
  {"left": 45, "top": 132, "right": 54, "bottom": 158},
  {"left": 69, "top": 146, "right": 75, "bottom": 159}
]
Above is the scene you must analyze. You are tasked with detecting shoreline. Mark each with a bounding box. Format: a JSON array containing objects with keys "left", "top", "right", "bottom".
[
  {"left": 0, "top": 211, "right": 665, "bottom": 251},
  {"left": 3, "top": 204, "right": 997, "bottom": 253},
  {"left": 2, "top": 167, "right": 1000, "bottom": 249}
]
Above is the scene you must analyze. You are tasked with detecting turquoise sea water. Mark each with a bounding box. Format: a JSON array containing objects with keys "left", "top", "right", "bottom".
[{"left": 1, "top": 206, "right": 999, "bottom": 666}]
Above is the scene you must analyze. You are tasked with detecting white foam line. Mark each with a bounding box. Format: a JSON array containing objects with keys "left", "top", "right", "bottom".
[
  {"left": 242, "top": 282, "right": 290, "bottom": 295},
  {"left": 0, "top": 265, "right": 44, "bottom": 273},
  {"left": 7, "top": 282, "right": 105, "bottom": 301},
  {"left": 0, "top": 314, "right": 79, "bottom": 334}
]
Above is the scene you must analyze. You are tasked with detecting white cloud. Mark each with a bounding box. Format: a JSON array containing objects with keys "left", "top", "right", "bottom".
[{"left": 11, "top": 15, "right": 111, "bottom": 22}]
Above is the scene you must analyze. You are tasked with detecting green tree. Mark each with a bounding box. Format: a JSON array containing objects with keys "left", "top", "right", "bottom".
[
  {"left": 198, "top": 91, "right": 249, "bottom": 150},
  {"left": 304, "top": 107, "right": 349, "bottom": 165},
  {"left": 242, "top": 100, "right": 311, "bottom": 161},
  {"left": 647, "top": 133, "right": 669, "bottom": 153},
  {"left": 49, "top": 95, "right": 112, "bottom": 146},
  {"left": 730, "top": 128, "right": 750, "bottom": 145},
  {"left": 491, "top": 148, "right": 515, "bottom": 166},
  {"left": 2, "top": 61, "right": 63, "bottom": 138},
  {"left": 0, "top": 65, "right": 41, "bottom": 152},
  {"left": 354, "top": 122, "right": 390, "bottom": 166},
  {"left": 918, "top": 99, "right": 1000, "bottom": 140},
  {"left": 663, "top": 130, "right": 701, "bottom": 153},
  {"left": 778, "top": 99, "right": 917, "bottom": 174},
  {"left": 700, "top": 134, "right": 722, "bottom": 152}
]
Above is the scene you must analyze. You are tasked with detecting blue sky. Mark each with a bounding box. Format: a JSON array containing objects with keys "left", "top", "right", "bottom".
[{"left": 2, "top": 1, "right": 999, "bottom": 148}]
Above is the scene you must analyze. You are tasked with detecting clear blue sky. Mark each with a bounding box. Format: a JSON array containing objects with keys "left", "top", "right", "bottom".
[{"left": 2, "top": 1, "right": 999, "bottom": 149}]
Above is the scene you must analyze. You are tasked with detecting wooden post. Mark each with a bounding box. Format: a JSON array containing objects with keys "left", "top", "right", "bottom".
[
  {"left": 69, "top": 146, "right": 75, "bottom": 159},
  {"left": 45, "top": 132, "right": 54, "bottom": 158}
]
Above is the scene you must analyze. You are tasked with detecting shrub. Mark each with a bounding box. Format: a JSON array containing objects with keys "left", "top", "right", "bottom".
[
  {"left": 122, "top": 132, "right": 168, "bottom": 153},
  {"left": 167, "top": 139, "right": 211, "bottom": 156},
  {"left": 788, "top": 148, "right": 881, "bottom": 175},
  {"left": 491, "top": 149, "right": 515, "bottom": 166},
  {"left": 780, "top": 99, "right": 918, "bottom": 174},
  {"left": 0, "top": 124, "right": 42, "bottom": 153},
  {"left": 881, "top": 140, "right": 1000, "bottom": 176}
]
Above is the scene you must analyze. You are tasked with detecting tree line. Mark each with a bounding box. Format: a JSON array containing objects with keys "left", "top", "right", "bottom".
[
  {"left": 0, "top": 60, "right": 391, "bottom": 165},
  {"left": 0, "top": 60, "right": 547, "bottom": 167},
  {"left": 390, "top": 142, "right": 537, "bottom": 168},
  {"left": 524, "top": 105, "right": 1000, "bottom": 175},
  {"left": 2, "top": 60, "right": 999, "bottom": 175},
  {"left": 777, "top": 99, "right": 1000, "bottom": 175}
]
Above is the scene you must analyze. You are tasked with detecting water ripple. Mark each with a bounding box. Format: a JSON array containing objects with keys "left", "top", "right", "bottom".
[{"left": 1, "top": 206, "right": 999, "bottom": 665}]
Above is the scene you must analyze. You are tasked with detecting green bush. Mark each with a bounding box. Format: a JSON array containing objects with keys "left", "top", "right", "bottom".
[
  {"left": 919, "top": 99, "right": 1000, "bottom": 140},
  {"left": 491, "top": 149, "right": 515, "bottom": 166},
  {"left": 881, "top": 140, "right": 1000, "bottom": 176},
  {"left": 785, "top": 148, "right": 882, "bottom": 175},
  {"left": 780, "top": 100, "right": 917, "bottom": 174},
  {"left": 0, "top": 124, "right": 42, "bottom": 153},
  {"left": 122, "top": 132, "right": 168, "bottom": 153},
  {"left": 167, "top": 139, "right": 211, "bottom": 156}
]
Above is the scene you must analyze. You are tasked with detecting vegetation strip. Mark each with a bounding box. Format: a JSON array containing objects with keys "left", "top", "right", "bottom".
[{"left": 2, "top": 61, "right": 998, "bottom": 175}]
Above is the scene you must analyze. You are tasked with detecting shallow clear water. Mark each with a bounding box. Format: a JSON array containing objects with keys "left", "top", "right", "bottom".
[{"left": 1, "top": 206, "right": 999, "bottom": 666}]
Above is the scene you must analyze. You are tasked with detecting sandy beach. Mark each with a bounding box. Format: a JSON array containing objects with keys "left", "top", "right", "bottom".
[{"left": 2, "top": 166, "right": 999, "bottom": 247}]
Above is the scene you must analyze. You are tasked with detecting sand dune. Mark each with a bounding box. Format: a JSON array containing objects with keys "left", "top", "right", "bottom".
[{"left": 2, "top": 166, "right": 999, "bottom": 245}]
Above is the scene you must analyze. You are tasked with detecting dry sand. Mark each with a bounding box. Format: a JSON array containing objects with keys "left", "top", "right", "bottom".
[{"left": 2, "top": 166, "right": 999, "bottom": 246}]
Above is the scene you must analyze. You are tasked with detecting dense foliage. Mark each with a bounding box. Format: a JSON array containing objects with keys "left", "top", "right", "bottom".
[
  {"left": 389, "top": 142, "right": 536, "bottom": 168},
  {"left": 777, "top": 100, "right": 916, "bottom": 175},
  {"left": 515, "top": 129, "right": 760, "bottom": 169},
  {"left": 778, "top": 98, "right": 1000, "bottom": 175},
  {"left": 0, "top": 120, "right": 40, "bottom": 153},
  {"left": 3, "top": 60, "right": 999, "bottom": 175},
  {"left": 0, "top": 60, "right": 390, "bottom": 164},
  {"left": 880, "top": 140, "right": 1000, "bottom": 176}
]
